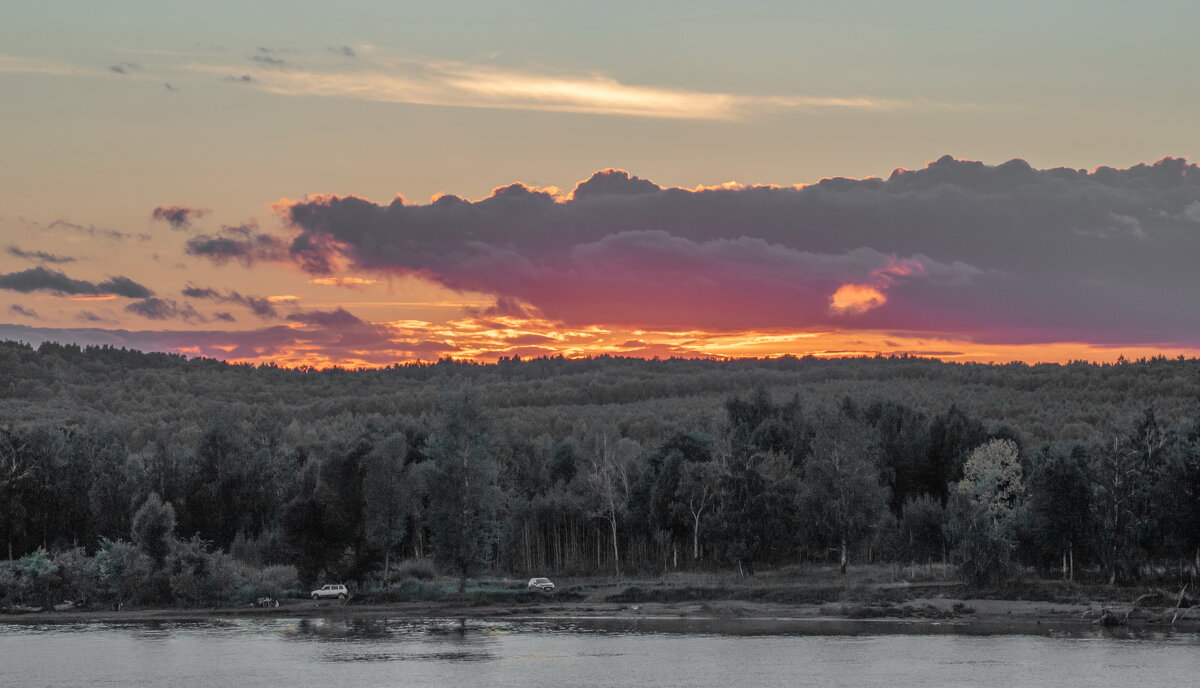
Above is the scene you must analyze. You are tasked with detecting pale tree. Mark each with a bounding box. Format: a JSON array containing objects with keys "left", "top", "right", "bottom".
[
  {"left": 582, "top": 428, "right": 638, "bottom": 577},
  {"left": 674, "top": 460, "right": 719, "bottom": 561}
]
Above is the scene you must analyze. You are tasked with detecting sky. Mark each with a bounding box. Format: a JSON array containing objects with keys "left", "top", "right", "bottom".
[{"left": 3, "top": 1, "right": 1200, "bottom": 367}]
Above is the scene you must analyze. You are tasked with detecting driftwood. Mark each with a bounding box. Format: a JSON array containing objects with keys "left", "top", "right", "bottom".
[{"left": 1087, "top": 585, "right": 1198, "bottom": 626}]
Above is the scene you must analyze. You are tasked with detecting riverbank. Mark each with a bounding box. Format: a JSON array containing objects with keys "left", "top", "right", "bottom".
[{"left": 6, "top": 575, "right": 1198, "bottom": 635}]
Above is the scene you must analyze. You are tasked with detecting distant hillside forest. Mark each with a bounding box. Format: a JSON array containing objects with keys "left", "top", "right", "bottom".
[{"left": 2, "top": 340, "right": 1200, "bottom": 607}]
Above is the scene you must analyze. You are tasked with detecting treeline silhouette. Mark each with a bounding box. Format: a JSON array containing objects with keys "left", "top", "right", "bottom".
[{"left": 1, "top": 340, "right": 1199, "bottom": 607}]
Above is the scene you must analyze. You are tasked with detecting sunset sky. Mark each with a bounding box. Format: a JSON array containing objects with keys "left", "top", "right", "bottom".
[{"left": 4, "top": 1, "right": 1200, "bottom": 366}]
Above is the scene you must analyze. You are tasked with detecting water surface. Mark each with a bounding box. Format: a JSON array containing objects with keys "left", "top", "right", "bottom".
[{"left": 1, "top": 617, "right": 1197, "bottom": 687}]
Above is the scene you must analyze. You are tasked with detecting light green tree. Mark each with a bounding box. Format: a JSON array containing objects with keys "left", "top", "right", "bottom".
[{"left": 946, "top": 438, "right": 1024, "bottom": 586}]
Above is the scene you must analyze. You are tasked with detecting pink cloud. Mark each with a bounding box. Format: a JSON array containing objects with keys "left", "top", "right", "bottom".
[{"left": 195, "top": 157, "right": 1200, "bottom": 347}]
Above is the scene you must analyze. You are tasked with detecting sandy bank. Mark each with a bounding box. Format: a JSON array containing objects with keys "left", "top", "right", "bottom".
[{"left": 5, "top": 595, "right": 1197, "bottom": 636}]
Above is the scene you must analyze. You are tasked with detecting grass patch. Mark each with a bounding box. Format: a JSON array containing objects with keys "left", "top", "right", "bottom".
[{"left": 352, "top": 579, "right": 584, "bottom": 604}]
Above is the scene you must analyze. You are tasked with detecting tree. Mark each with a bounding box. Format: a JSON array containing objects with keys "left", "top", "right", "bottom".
[
  {"left": 425, "top": 391, "right": 503, "bottom": 593},
  {"left": 925, "top": 405, "right": 988, "bottom": 502},
  {"left": 581, "top": 429, "right": 637, "bottom": 577},
  {"left": 675, "top": 459, "right": 720, "bottom": 561},
  {"left": 95, "top": 538, "right": 153, "bottom": 608},
  {"left": 798, "top": 413, "right": 889, "bottom": 574},
  {"left": 131, "top": 492, "right": 177, "bottom": 567},
  {"left": 1160, "top": 413, "right": 1200, "bottom": 575},
  {"left": 362, "top": 431, "right": 411, "bottom": 583},
  {"left": 945, "top": 439, "right": 1024, "bottom": 586},
  {"left": 1089, "top": 408, "right": 1174, "bottom": 583},
  {"left": 1025, "top": 445, "right": 1090, "bottom": 580},
  {"left": 711, "top": 450, "right": 799, "bottom": 575},
  {"left": 867, "top": 401, "right": 931, "bottom": 514},
  {"left": 280, "top": 459, "right": 332, "bottom": 585},
  {"left": 896, "top": 495, "right": 947, "bottom": 567},
  {"left": 80, "top": 424, "right": 133, "bottom": 543}
]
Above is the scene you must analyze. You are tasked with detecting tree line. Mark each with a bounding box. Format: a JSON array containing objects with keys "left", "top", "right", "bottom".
[{"left": 2, "top": 341, "right": 1200, "bottom": 608}]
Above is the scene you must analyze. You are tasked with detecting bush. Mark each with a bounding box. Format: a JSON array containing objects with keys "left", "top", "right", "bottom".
[
  {"left": 96, "top": 539, "right": 155, "bottom": 607},
  {"left": 392, "top": 558, "right": 437, "bottom": 581},
  {"left": 229, "top": 528, "right": 286, "bottom": 568},
  {"left": 166, "top": 537, "right": 238, "bottom": 607},
  {"left": 50, "top": 547, "right": 102, "bottom": 606},
  {"left": 945, "top": 489, "right": 1015, "bottom": 587},
  {"left": 355, "top": 579, "right": 449, "bottom": 602},
  {"left": 13, "top": 548, "right": 57, "bottom": 607},
  {"left": 0, "top": 561, "right": 16, "bottom": 603},
  {"left": 230, "top": 563, "right": 301, "bottom": 602}
]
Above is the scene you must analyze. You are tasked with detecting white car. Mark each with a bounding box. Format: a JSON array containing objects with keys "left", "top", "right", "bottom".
[
  {"left": 527, "top": 577, "right": 555, "bottom": 592},
  {"left": 311, "top": 584, "right": 348, "bottom": 601}
]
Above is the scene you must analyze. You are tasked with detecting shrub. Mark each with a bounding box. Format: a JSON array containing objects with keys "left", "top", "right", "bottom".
[
  {"left": 393, "top": 558, "right": 437, "bottom": 581},
  {"left": 50, "top": 547, "right": 102, "bottom": 606},
  {"left": 166, "top": 537, "right": 237, "bottom": 607},
  {"left": 230, "top": 563, "right": 301, "bottom": 602},
  {"left": 0, "top": 561, "right": 16, "bottom": 603},
  {"left": 96, "top": 539, "right": 155, "bottom": 607}
]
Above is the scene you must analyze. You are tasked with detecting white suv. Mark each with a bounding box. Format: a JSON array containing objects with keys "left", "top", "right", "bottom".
[
  {"left": 311, "top": 584, "right": 348, "bottom": 601},
  {"left": 527, "top": 577, "right": 555, "bottom": 592}
]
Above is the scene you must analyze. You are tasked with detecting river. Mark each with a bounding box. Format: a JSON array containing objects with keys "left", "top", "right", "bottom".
[{"left": 1, "top": 617, "right": 1197, "bottom": 687}]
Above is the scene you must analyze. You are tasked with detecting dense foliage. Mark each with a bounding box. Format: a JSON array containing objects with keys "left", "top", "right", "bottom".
[{"left": 2, "top": 340, "right": 1200, "bottom": 607}]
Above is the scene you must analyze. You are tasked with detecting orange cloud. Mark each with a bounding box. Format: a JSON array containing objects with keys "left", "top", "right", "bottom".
[
  {"left": 829, "top": 284, "right": 886, "bottom": 315},
  {"left": 829, "top": 255, "right": 926, "bottom": 316},
  {"left": 308, "top": 277, "right": 380, "bottom": 287}
]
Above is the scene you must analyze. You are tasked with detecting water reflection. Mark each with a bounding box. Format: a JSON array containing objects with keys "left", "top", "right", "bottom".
[
  {"left": 286, "top": 617, "right": 505, "bottom": 664},
  {"left": 1, "top": 617, "right": 1197, "bottom": 688}
]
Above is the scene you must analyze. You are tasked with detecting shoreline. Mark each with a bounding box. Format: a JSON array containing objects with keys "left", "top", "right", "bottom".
[{"left": 5, "top": 596, "right": 1197, "bottom": 636}]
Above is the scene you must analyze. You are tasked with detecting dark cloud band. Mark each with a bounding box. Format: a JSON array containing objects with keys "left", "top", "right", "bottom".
[
  {"left": 0, "top": 266, "right": 152, "bottom": 298},
  {"left": 247, "top": 158, "right": 1200, "bottom": 346}
]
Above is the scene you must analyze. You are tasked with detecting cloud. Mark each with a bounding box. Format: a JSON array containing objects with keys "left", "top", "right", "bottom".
[
  {"left": 75, "top": 310, "right": 114, "bottom": 324},
  {"left": 190, "top": 57, "right": 947, "bottom": 120},
  {"left": 307, "top": 276, "right": 378, "bottom": 287},
  {"left": 98, "top": 276, "right": 155, "bottom": 298},
  {"left": 109, "top": 62, "right": 140, "bottom": 75},
  {"left": 184, "top": 223, "right": 289, "bottom": 266},
  {"left": 6, "top": 245, "right": 76, "bottom": 264},
  {"left": 328, "top": 46, "right": 356, "bottom": 58},
  {"left": 0, "top": 266, "right": 153, "bottom": 298},
  {"left": 250, "top": 54, "right": 286, "bottom": 67},
  {"left": 8, "top": 304, "right": 39, "bottom": 319},
  {"left": 261, "top": 157, "right": 1200, "bottom": 347},
  {"left": 152, "top": 205, "right": 209, "bottom": 230},
  {"left": 5, "top": 308, "right": 1199, "bottom": 369},
  {"left": 181, "top": 284, "right": 279, "bottom": 319},
  {"left": 0, "top": 55, "right": 101, "bottom": 77},
  {"left": 124, "top": 297, "right": 203, "bottom": 322},
  {"left": 26, "top": 218, "right": 151, "bottom": 242}
]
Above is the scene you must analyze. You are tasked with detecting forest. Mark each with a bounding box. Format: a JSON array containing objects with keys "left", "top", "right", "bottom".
[{"left": 2, "top": 339, "right": 1200, "bottom": 608}]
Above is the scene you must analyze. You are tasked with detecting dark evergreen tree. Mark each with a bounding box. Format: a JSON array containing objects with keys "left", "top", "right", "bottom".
[
  {"left": 1024, "top": 445, "right": 1090, "bottom": 580},
  {"left": 131, "top": 492, "right": 177, "bottom": 566},
  {"left": 425, "top": 392, "right": 502, "bottom": 592}
]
